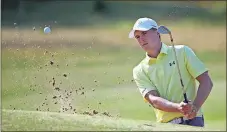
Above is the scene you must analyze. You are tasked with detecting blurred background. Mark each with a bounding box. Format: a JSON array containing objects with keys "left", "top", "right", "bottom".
[{"left": 1, "top": 0, "right": 226, "bottom": 131}]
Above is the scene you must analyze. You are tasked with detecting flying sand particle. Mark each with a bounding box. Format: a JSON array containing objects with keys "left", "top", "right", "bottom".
[
  {"left": 54, "top": 87, "right": 60, "bottom": 91},
  {"left": 63, "top": 74, "right": 67, "bottom": 77},
  {"left": 93, "top": 110, "right": 98, "bottom": 115},
  {"left": 50, "top": 61, "right": 54, "bottom": 65}
]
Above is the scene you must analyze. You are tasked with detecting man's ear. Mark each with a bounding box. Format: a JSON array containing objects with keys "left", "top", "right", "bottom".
[{"left": 157, "top": 33, "right": 160, "bottom": 38}]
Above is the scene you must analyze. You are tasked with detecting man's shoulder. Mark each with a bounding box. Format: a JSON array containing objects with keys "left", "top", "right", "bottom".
[
  {"left": 133, "top": 58, "right": 147, "bottom": 74},
  {"left": 168, "top": 44, "right": 192, "bottom": 53}
]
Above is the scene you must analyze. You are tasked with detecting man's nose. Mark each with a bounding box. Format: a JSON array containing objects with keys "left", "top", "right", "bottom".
[{"left": 140, "top": 36, "right": 146, "bottom": 42}]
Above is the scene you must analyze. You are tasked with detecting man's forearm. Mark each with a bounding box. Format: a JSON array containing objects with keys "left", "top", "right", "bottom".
[
  {"left": 193, "top": 82, "right": 213, "bottom": 110},
  {"left": 147, "top": 95, "right": 180, "bottom": 112}
]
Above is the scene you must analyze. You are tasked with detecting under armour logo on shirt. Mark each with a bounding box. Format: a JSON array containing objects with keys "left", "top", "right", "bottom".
[{"left": 169, "top": 61, "right": 175, "bottom": 66}]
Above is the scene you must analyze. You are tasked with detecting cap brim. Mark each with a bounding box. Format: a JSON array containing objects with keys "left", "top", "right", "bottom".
[{"left": 128, "top": 30, "right": 135, "bottom": 38}]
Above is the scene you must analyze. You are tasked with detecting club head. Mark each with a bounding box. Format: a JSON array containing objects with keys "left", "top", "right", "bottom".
[{"left": 157, "top": 25, "right": 171, "bottom": 34}]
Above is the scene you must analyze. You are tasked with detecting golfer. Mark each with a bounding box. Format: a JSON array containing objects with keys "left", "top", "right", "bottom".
[{"left": 129, "top": 17, "right": 213, "bottom": 127}]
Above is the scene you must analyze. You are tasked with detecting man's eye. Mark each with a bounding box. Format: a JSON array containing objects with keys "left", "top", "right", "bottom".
[
  {"left": 135, "top": 36, "right": 140, "bottom": 39},
  {"left": 142, "top": 32, "right": 147, "bottom": 35}
]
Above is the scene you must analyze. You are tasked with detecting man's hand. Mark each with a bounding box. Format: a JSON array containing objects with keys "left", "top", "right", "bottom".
[
  {"left": 178, "top": 101, "right": 193, "bottom": 115},
  {"left": 184, "top": 104, "right": 198, "bottom": 119},
  {"left": 179, "top": 101, "right": 198, "bottom": 119},
  {"left": 178, "top": 101, "right": 191, "bottom": 114}
]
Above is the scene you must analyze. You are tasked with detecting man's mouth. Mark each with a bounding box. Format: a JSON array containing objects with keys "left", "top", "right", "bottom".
[{"left": 142, "top": 43, "right": 148, "bottom": 46}]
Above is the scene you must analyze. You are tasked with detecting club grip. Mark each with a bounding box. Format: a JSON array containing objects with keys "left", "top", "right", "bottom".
[{"left": 183, "top": 93, "right": 189, "bottom": 103}]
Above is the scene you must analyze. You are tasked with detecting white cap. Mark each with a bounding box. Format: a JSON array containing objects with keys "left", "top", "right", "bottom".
[{"left": 128, "top": 17, "right": 165, "bottom": 38}]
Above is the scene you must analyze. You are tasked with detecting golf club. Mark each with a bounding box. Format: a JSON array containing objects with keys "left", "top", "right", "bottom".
[{"left": 158, "top": 25, "right": 189, "bottom": 103}]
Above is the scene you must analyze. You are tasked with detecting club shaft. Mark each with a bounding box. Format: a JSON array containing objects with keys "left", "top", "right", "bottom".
[{"left": 170, "top": 34, "right": 189, "bottom": 103}]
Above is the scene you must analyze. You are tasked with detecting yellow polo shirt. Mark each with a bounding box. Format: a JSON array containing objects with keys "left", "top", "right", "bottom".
[{"left": 133, "top": 43, "right": 208, "bottom": 123}]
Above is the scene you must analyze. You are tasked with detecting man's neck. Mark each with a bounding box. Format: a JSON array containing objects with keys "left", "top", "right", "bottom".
[{"left": 147, "top": 42, "right": 162, "bottom": 58}]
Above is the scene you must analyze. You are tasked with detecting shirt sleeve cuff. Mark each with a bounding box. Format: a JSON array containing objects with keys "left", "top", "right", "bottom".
[
  {"left": 194, "top": 68, "right": 209, "bottom": 78},
  {"left": 141, "top": 88, "right": 153, "bottom": 98}
]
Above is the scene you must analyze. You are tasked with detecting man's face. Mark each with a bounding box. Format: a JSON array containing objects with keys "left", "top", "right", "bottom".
[{"left": 134, "top": 28, "right": 160, "bottom": 51}]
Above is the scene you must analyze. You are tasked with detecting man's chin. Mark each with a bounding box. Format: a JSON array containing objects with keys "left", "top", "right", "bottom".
[{"left": 142, "top": 45, "right": 151, "bottom": 51}]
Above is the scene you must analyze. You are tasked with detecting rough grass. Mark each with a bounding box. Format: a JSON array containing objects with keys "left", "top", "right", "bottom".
[{"left": 2, "top": 24, "right": 226, "bottom": 51}]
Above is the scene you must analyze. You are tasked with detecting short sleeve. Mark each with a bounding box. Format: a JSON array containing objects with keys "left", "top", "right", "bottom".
[
  {"left": 184, "top": 46, "right": 209, "bottom": 78},
  {"left": 133, "top": 65, "right": 157, "bottom": 98}
]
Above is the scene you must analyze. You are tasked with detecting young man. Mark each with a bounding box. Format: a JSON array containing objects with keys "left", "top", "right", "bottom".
[{"left": 129, "top": 17, "right": 213, "bottom": 127}]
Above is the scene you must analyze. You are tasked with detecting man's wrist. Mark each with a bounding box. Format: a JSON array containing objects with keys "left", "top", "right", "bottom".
[
  {"left": 192, "top": 103, "right": 199, "bottom": 112},
  {"left": 172, "top": 103, "right": 182, "bottom": 112}
]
